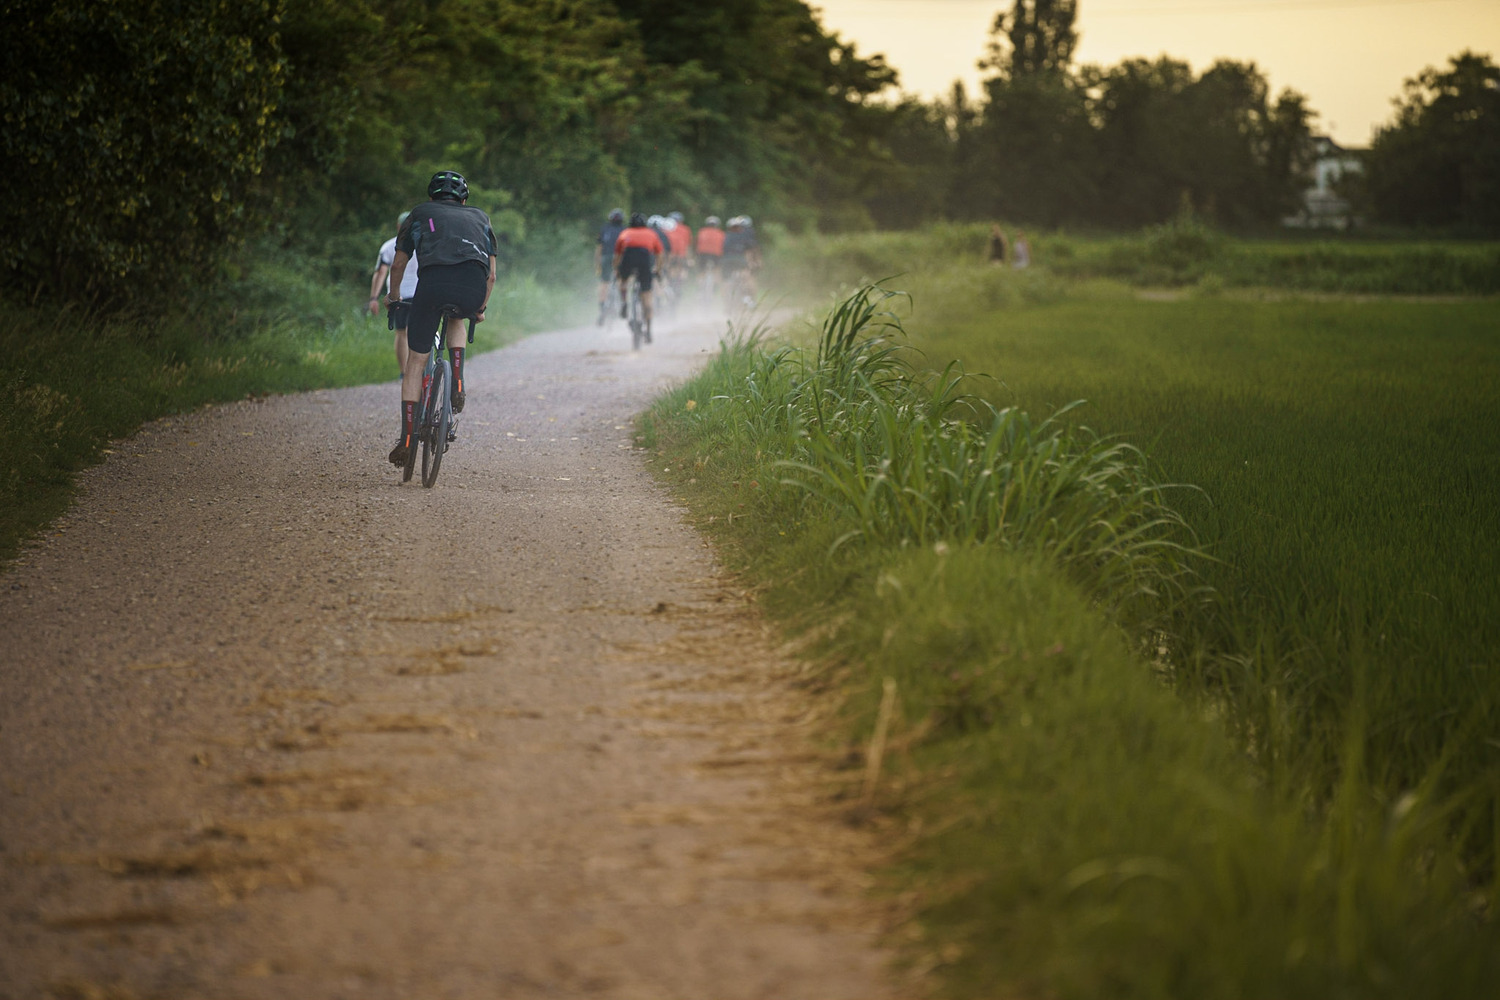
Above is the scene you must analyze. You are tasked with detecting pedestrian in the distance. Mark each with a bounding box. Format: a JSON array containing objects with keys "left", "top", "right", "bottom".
[
  {"left": 988, "top": 224, "right": 1008, "bottom": 266},
  {"left": 1012, "top": 231, "right": 1031, "bottom": 269}
]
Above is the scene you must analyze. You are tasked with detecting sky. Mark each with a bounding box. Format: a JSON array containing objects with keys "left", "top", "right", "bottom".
[{"left": 812, "top": 0, "right": 1500, "bottom": 147}]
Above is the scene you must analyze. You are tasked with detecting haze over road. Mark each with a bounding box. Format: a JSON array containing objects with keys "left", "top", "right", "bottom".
[{"left": 0, "top": 315, "right": 894, "bottom": 999}]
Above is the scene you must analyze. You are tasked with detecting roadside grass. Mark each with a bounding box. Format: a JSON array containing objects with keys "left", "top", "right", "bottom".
[
  {"left": 881, "top": 273, "right": 1500, "bottom": 869},
  {"left": 0, "top": 259, "right": 586, "bottom": 563},
  {"left": 642, "top": 289, "right": 1500, "bottom": 996}
]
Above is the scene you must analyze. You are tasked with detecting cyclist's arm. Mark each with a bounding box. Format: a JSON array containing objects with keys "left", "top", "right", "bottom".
[
  {"left": 388, "top": 250, "right": 411, "bottom": 304},
  {"left": 368, "top": 262, "right": 390, "bottom": 313},
  {"left": 476, "top": 254, "right": 496, "bottom": 321}
]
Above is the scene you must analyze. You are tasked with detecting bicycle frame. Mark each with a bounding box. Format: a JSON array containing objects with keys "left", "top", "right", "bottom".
[{"left": 388, "top": 300, "right": 474, "bottom": 486}]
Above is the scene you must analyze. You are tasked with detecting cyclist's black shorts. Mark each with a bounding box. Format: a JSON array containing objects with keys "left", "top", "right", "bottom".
[
  {"left": 697, "top": 255, "right": 721, "bottom": 274},
  {"left": 721, "top": 255, "right": 747, "bottom": 275},
  {"left": 407, "top": 261, "right": 487, "bottom": 354},
  {"left": 599, "top": 259, "right": 615, "bottom": 283},
  {"left": 387, "top": 301, "right": 411, "bottom": 331},
  {"left": 618, "top": 247, "right": 655, "bottom": 291}
]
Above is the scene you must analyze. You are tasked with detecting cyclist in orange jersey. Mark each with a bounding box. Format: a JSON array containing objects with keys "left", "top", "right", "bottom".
[
  {"left": 613, "top": 212, "right": 665, "bottom": 339},
  {"left": 696, "top": 215, "right": 724, "bottom": 285}
]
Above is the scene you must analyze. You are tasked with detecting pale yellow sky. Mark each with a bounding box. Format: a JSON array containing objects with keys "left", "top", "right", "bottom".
[{"left": 813, "top": 0, "right": 1500, "bottom": 146}]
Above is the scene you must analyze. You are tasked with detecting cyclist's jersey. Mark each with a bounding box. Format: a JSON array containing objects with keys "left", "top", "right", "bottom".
[
  {"left": 723, "top": 228, "right": 758, "bottom": 259},
  {"left": 598, "top": 223, "right": 625, "bottom": 254},
  {"left": 696, "top": 226, "right": 724, "bottom": 257},
  {"left": 397, "top": 199, "right": 497, "bottom": 269},
  {"left": 667, "top": 223, "right": 692, "bottom": 258},
  {"left": 378, "top": 237, "right": 419, "bottom": 298},
  {"left": 614, "top": 226, "right": 664, "bottom": 256},
  {"left": 649, "top": 224, "right": 672, "bottom": 259}
]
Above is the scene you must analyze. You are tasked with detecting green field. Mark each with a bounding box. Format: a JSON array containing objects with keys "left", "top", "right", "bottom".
[{"left": 648, "top": 232, "right": 1500, "bottom": 996}]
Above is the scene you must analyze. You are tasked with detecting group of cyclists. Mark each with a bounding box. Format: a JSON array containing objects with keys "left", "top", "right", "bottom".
[
  {"left": 595, "top": 210, "right": 761, "bottom": 340},
  {"left": 368, "top": 170, "right": 762, "bottom": 472}
]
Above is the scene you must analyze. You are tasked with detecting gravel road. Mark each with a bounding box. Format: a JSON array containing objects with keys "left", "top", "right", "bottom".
[{"left": 0, "top": 313, "right": 898, "bottom": 999}]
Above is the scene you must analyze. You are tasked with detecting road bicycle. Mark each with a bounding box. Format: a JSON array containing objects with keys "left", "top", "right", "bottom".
[
  {"left": 599, "top": 279, "right": 621, "bottom": 331},
  {"left": 724, "top": 264, "right": 756, "bottom": 312},
  {"left": 391, "top": 301, "right": 474, "bottom": 488},
  {"left": 624, "top": 275, "right": 652, "bottom": 350},
  {"left": 698, "top": 259, "right": 718, "bottom": 303}
]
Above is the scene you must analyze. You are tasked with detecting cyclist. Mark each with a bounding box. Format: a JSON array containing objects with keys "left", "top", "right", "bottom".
[
  {"left": 371, "top": 211, "right": 419, "bottom": 377},
  {"left": 721, "top": 215, "right": 761, "bottom": 306},
  {"left": 695, "top": 215, "right": 724, "bottom": 292},
  {"left": 666, "top": 210, "right": 692, "bottom": 287},
  {"left": 594, "top": 208, "right": 626, "bottom": 326},
  {"left": 387, "top": 170, "right": 497, "bottom": 468},
  {"left": 646, "top": 214, "right": 677, "bottom": 315},
  {"left": 613, "top": 212, "right": 664, "bottom": 341}
]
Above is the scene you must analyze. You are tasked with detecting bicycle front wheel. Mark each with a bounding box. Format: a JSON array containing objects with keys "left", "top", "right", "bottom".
[{"left": 421, "top": 361, "right": 451, "bottom": 488}]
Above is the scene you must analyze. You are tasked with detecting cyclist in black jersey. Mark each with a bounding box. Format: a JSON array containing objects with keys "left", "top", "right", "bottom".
[
  {"left": 595, "top": 208, "right": 625, "bottom": 326},
  {"left": 387, "top": 171, "right": 497, "bottom": 468}
]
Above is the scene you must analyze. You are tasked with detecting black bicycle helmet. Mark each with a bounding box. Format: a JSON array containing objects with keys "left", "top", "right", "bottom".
[
  {"left": 428, "top": 170, "right": 469, "bottom": 202},
  {"left": 608, "top": 208, "right": 625, "bottom": 224},
  {"left": 629, "top": 212, "right": 647, "bottom": 227}
]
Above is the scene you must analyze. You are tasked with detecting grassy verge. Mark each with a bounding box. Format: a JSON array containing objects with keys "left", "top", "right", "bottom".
[
  {"left": 1, "top": 255, "right": 587, "bottom": 563},
  {"left": 642, "top": 287, "right": 1500, "bottom": 996},
  {"left": 766, "top": 220, "right": 1500, "bottom": 296}
]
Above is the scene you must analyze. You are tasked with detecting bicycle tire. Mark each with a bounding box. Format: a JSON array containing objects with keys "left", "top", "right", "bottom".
[
  {"left": 401, "top": 397, "right": 419, "bottom": 482},
  {"left": 421, "top": 361, "right": 450, "bottom": 488},
  {"left": 604, "top": 284, "right": 620, "bottom": 331},
  {"left": 629, "top": 283, "right": 644, "bottom": 350}
]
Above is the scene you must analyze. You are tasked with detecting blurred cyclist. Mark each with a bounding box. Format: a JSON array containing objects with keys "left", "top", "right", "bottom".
[
  {"left": 721, "top": 215, "right": 761, "bottom": 306},
  {"left": 695, "top": 215, "right": 724, "bottom": 293},
  {"left": 594, "top": 208, "right": 626, "bottom": 325},
  {"left": 666, "top": 210, "right": 692, "bottom": 284},
  {"left": 372, "top": 211, "right": 419, "bottom": 378},
  {"left": 613, "top": 212, "right": 665, "bottom": 341}
]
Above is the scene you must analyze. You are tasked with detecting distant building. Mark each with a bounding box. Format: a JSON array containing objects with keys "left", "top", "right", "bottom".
[{"left": 1283, "top": 136, "right": 1365, "bottom": 229}]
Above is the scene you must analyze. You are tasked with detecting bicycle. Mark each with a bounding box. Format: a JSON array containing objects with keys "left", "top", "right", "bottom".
[
  {"left": 624, "top": 275, "right": 651, "bottom": 350},
  {"left": 390, "top": 301, "right": 474, "bottom": 488},
  {"left": 724, "top": 263, "right": 755, "bottom": 313},
  {"left": 601, "top": 281, "right": 622, "bottom": 331}
]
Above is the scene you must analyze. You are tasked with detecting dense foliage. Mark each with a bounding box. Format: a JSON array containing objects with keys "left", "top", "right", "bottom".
[
  {"left": 4, "top": 0, "right": 1492, "bottom": 308},
  {"left": 2, "top": 0, "right": 898, "bottom": 306},
  {"left": 1362, "top": 51, "right": 1500, "bottom": 231},
  {"left": 919, "top": 1, "right": 1317, "bottom": 229}
]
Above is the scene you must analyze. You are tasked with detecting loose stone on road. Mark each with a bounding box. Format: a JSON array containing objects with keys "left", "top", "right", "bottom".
[{"left": 0, "top": 315, "right": 897, "bottom": 999}]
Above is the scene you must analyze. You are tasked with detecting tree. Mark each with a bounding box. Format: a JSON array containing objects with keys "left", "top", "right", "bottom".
[
  {"left": 1085, "top": 57, "right": 1313, "bottom": 228},
  {"left": 2, "top": 0, "right": 294, "bottom": 302},
  {"left": 1365, "top": 51, "right": 1500, "bottom": 230},
  {"left": 955, "top": 1, "right": 1092, "bottom": 225},
  {"left": 610, "top": 0, "right": 896, "bottom": 228},
  {"left": 984, "top": 0, "right": 1077, "bottom": 79}
]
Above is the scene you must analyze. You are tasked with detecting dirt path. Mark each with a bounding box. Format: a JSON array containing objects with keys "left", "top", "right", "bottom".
[{"left": 0, "top": 314, "right": 899, "bottom": 999}]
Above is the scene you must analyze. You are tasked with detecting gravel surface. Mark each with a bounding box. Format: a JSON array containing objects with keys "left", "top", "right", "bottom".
[{"left": 0, "top": 313, "right": 899, "bottom": 999}]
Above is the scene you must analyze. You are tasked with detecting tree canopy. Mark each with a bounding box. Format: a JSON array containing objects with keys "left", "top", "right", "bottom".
[
  {"left": 2, "top": 0, "right": 897, "bottom": 305},
  {"left": 3, "top": 0, "right": 1489, "bottom": 307},
  {"left": 1364, "top": 51, "right": 1500, "bottom": 230}
]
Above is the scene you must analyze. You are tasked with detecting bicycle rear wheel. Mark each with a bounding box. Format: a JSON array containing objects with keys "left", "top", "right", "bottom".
[
  {"left": 421, "top": 361, "right": 451, "bottom": 488},
  {"left": 401, "top": 404, "right": 419, "bottom": 482}
]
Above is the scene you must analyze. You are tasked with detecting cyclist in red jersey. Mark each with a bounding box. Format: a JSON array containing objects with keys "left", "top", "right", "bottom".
[
  {"left": 666, "top": 211, "right": 692, "bottom": 267},
  {"left": 695, "top": 215, "right": 724, "bottom": 281},
  {"left": 613, "top": 212, "right": 665, "bottom": 339}
]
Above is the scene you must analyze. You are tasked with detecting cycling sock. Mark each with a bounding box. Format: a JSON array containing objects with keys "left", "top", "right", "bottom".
[
  {"left": 402, "top": 401, "right": 415, "bottom": 445},
  {"left": 450, "top": 347, "right": 465, "bottom": 392}
]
